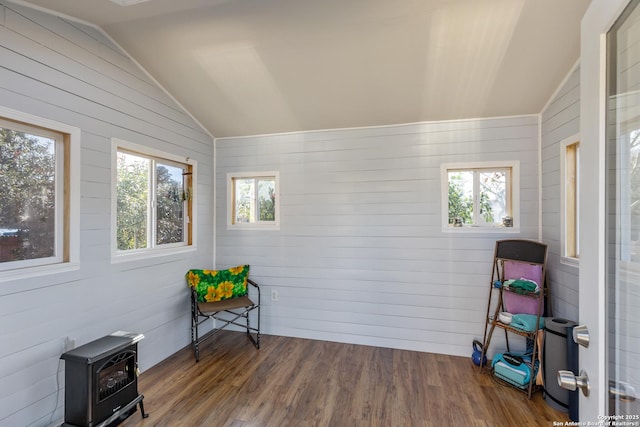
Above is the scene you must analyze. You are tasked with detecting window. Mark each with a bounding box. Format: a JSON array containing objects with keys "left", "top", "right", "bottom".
[
  {"left": 228, "top": 172, "right": 279, "bottom": 229},
  {"left": 113, "top": 139, "right": 195, "bottom": 259},
  {"left": 560, "top": 135, "right": 580, "bottom": 265},
  {"left": 0, "top": 108, "right": 79, "bottom": 276},
  {"left": 442, "top": 161, "right": 519, "bottom": 230}
]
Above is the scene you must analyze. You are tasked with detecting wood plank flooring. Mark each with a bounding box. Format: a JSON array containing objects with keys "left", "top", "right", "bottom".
[{"left": 121, "top": 331, "right": 570, "bottom": 427}]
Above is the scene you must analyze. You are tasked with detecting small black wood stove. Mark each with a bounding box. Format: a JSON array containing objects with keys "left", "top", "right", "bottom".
[{"left": 60, "top": 332, "right": 149, "bottom": 427}]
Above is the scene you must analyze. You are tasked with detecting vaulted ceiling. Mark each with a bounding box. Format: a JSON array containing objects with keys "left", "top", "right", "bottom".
[{"left": 22, "top": 0, "right": 591, "bottom": 138}]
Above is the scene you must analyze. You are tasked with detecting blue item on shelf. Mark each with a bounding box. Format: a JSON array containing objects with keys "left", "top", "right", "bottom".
[
  {"left": 492, "top": 352, "right": 538, "bottom": 390},
  {"left": 510, "top": 314, "right": 544, "bottom": 332}
]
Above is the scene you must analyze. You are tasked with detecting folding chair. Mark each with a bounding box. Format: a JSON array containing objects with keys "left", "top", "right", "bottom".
[{"left": 186, "top": 265, "right": 260, "bottom": 361}]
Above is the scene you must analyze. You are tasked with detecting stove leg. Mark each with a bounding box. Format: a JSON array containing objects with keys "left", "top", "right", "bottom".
[{"left": 139, "top": 396, "right": 149, "bottom": 419}]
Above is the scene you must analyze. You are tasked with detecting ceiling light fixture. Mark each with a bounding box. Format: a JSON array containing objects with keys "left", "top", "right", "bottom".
[{"left": 109, "top": 0, "right": 153, "bottom": 6}]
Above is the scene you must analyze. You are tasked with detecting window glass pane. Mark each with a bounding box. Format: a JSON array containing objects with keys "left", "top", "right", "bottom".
[
  {"left": 257, "top": 178, "right": 276, "bottom": 221},
  {"left": 234, "top": 178, "right": 255, "bottom": 224},
  {"left": 117, "top": 152, "right": 149, "bottom": 250},
  {"left": 448, "top": 171, "right": 474, "bottom": 225},
  {"left": 479, "top": 170, "right": 507, "bottom": 225},
  {"left": 156, "top": 163, "right": 184, "bottom": 245},
  {"left": 566, "top": 143, "right": 579, "bottom": 258},
  {"left": 0, "top": 127, "right": 56, "bottom": 262}
]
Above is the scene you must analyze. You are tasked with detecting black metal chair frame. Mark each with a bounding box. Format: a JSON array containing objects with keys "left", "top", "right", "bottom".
[{"left": 190, "top": 278, "right": 261, "bottom": 362}]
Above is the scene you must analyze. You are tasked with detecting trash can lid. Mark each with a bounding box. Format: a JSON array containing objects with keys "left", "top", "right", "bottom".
[{"left": 544, "top": 317, "right": 578, "bottom": 334}]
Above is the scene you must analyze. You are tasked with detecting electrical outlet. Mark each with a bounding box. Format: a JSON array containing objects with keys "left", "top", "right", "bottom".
[
  {"left": 64, "top": 336, "right": 76, "bottom": 352},
  {"left": 271, "top": 290, "right": 278, "bottom": 301}
]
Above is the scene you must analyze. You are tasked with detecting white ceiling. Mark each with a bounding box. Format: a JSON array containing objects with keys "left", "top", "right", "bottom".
[{"left": 21, "top": 0, "right": 591, "bottom": 138}]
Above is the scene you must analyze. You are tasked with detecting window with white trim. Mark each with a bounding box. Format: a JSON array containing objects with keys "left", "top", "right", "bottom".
[
  {"left": 0, "top": 114, "right": 76, "bottom": 273},
  {"left": 113, "top": 139, "right": 194, "bottom": 258},
  {"left": 228, "top": 172, "right": 279, "bottom": 229},
  {"left": 560, "top": 135, "right": 580, "bottom": 265},
  {"left": 442, "top": 161, "right": 519, "bottom": 230}
]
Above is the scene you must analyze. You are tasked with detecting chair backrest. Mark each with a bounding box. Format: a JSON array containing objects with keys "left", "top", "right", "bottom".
[
  {"left": 494, "top": 239, "right": 547, "bottom": 265},
  {"left": 187, "top": 265, "right": 250, "bottom": 303}
]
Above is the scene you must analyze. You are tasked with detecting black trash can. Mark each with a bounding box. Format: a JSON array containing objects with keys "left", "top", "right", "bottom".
[{"left": 543, "top": 318, "right": 578, "bottom": 416}]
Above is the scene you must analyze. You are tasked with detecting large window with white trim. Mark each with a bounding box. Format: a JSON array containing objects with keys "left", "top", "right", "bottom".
[
  {"left": 0, "top": 115, "right": 72, "bottom": 272},
  {"left": 113, "top": 139, "right": 195, "bottom": 258}
]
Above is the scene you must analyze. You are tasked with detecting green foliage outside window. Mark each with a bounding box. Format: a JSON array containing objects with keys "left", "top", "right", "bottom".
[
  {"left": 258, "top": 181, "right": 275, "bottom": 221},
  {"left": 448, "top": 171, "right": 500, "bottom": 225},
  {"left": 156, "top": 164, "right": 184, "bottom": 245},
  {"left": 233, "top": 177, "right": 276, "bottom": 224},
  {"left": 117, "top": 152, "right": 186, "bottom": 250},
  {"left": 0, "top": 127, "right": 56, "bottom": 262},
  {"left": 234, "top": 178, "right": 253, "bottom": 223},
  {"left": 448, "top": 178, "right": 473, "bottom": 224},
  {"left": 116, "top": 153, "right": 148, "bottom": 250}
]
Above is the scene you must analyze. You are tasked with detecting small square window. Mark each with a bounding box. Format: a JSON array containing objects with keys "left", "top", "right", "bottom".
[
  {"left": 228, "top": 172, "right": 279, "bottom": 229},
  {"left": 442, "top": 161, "right": 519, "bottom": 231}
]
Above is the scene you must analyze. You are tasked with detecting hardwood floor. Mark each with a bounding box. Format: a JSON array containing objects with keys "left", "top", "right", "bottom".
[{"left": 121, "top": 331, "right": 570, "bottom": 427}]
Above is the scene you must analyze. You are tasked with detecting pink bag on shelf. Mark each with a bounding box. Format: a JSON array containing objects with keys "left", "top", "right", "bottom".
[{"left": 502, "top": 260, "right": 543, "bottom": 315}]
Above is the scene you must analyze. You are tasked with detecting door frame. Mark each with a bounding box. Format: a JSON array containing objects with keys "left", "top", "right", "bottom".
[{"left": 580, "top": 0, "right": 631, "bottom": 421}]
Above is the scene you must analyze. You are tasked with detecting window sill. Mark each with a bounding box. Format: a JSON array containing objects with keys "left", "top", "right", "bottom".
[
  {"left": 442, "top": 225, "right": 521, "bottom": 234},
  {"left": 0, "top": 261, "right": 80, "bottom": 284},
  {"left": 227, "top": 224, "right": 280, "bottom": 231},
  {"left": 111, "top": 245, "right": 196, "bottom": 264},
  {"left": 560, "top": 256, "right": 580, "bottom": 269}
]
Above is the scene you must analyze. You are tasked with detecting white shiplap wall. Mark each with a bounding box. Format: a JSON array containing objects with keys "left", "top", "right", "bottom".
[
  {"left": 541, "top": 64, "right": 580, "bottom": 322},
  {"left": 0, "top": 3, "right": 213, "bottom": 426},
  {"left": 215, "top": 115, "right": 540, "bottom": 358}
]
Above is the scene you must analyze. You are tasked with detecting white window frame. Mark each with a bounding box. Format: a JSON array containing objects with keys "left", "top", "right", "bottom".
[
  {"left": 560, "top": 134, "right": 580, "bottom": 268},
  {"left": 0, "top": 106, "right": 80, "bottom": 282},
  {"left": 227, "top": 171, "right": 280, "bottom": 230},
  {"left": 111, "top": 139, "right": 196, "bottom": 262},
  {"left": 441, "top": 160, "right": 520, "bottom": 232}
]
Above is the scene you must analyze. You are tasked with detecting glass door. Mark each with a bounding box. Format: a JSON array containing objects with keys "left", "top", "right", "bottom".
[{"left": 607, "top": 0, "right": 640, "bottom": 417}]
